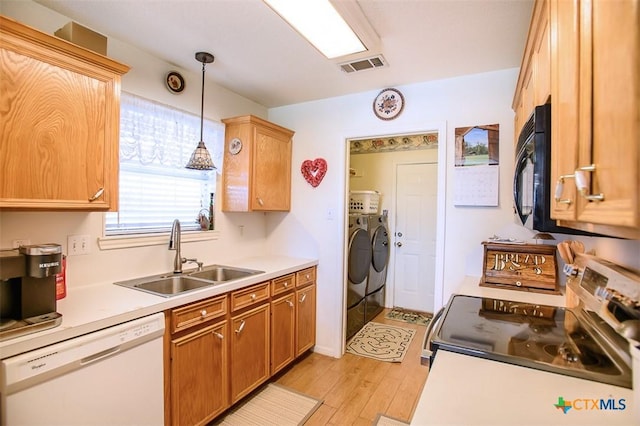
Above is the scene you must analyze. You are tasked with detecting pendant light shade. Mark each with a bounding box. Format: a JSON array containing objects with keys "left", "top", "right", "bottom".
[{"left": 186, "top": 51, "right": 216, "bottom": 170}]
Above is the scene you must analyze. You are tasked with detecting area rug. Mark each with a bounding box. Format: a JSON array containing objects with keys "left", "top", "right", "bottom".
[
  {"left": 215, "top": 383, "right": 322, "bottom": 426},
  {"left": 373, "top": 413, "right": 410, "bottom": 426},
  {"left": 346, "top": 321, "right": 415, "bottom": 363},
  {"left": 385, "top": 307, "right": 432, "bottom": 326}
]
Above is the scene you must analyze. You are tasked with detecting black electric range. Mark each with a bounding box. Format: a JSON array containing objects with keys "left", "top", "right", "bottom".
[{"left": 424, "top": 294, "right": 632, "bottom": 388}]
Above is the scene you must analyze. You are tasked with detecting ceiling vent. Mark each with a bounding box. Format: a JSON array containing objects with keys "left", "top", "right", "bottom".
[{"left": 339, "top": 55, "right": 387, "bottom": 73}]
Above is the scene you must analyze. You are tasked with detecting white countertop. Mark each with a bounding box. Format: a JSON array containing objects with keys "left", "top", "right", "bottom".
[
  {"left": 0, "top": 255, "right": 317, "bottom": 359},
  {"left": 411, "top": 276, "right": 639, "bottom": 425}
]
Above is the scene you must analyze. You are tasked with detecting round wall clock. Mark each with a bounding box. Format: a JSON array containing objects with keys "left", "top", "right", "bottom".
[
  {"left": 229, "top": 137, "right": 243, "bottom": 155},
  {"left": 165, "top": 71, "right": 185, "bottom": 94},
  {"left": 373, "top": 88, "right": 405, "bottom": 120}
]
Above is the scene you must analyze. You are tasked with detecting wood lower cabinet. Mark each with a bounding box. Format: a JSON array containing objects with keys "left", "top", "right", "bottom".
[
  {"left": 166, "top": 295, "right": 228, "bottom": 426},
  {"left": 270, "top": 292, "right": 296, "bottom": 375},
  {"left": 230, "top": 302, "right": 270, "bottom": 403},
  {"left": 221, "top": 115, "right": 294, "bottom": 212},
  {"left": 296, "top": 283, "right": 316, "bottom": 356},
  {"left": 549, "top": 0, "right": 639, "bottom": 238},
  {"left": 165, "top": 266, "right": 316, "bottom": 423},
  {"left": 170, "top": 321, "right": 228, "bottom": 426},
  {"left": 0, "top": 16, "right": 129, "bottom": 211}
]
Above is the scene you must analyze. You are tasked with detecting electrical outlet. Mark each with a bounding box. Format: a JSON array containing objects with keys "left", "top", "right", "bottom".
[
  {"left": 68, "top": 234, "right": 91, "bottom": 256},
  {"left": 12, "top": 239, "right": 31, "bottom": 248}
]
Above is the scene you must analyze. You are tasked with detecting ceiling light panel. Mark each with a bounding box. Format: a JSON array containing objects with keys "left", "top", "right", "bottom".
[{"left": 264, "top": 0, "right": 366, "bottom": 59}]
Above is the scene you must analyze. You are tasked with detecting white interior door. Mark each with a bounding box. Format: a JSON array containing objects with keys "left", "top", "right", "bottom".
[{"left": 393, "top": 163, "right": 438, "bottom": 313}]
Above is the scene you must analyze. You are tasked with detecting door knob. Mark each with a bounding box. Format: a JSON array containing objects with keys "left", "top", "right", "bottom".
[{"left": 396, "top": 242, "right": 403, "bottom": 247}]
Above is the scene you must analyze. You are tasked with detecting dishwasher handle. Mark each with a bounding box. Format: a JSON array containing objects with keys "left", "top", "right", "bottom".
[{"left": 420, "top": 306, "right": 445, "bottom": 367}]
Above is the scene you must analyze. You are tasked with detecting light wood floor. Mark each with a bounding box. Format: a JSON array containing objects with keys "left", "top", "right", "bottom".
[{"left": 275, "top": 309, "right": 429, "bottom": 425}]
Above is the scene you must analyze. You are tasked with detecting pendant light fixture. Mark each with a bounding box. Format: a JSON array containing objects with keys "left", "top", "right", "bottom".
[{"left": 186, "top": 51, "right": 216, "bottom": 170}]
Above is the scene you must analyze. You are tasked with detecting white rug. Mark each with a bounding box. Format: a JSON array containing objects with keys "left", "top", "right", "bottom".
[
  {"left": 346, "top": 321, "right": 416, "bottom": 363},
  {"left": 373, "top": 413, "right": 410, "bottom": 425},
  {"left": 215, "top": 383, "right": 322, "bottom": 426}
]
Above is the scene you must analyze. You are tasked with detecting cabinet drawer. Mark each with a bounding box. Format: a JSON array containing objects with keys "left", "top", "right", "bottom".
[
  {"left": 231, "top": 282, "right": 270, "bottom": 312},
  {"left": 271, "top": 274, "right": 295, "bottom": 296},
  {"left": 296, "top": 267, "right": 316, "bottom": 288},
  {"left": 171, "top": 295, "right": 227, "bottom": 334}
]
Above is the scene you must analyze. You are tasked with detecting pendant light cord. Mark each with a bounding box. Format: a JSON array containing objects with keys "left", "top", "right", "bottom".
[{"left": 200, "top": 62, "right": 205, "bottom": 143}]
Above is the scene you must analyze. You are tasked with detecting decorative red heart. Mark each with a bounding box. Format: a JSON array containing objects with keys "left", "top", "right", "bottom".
[{"left": 301, "top": 158, "right": 328, "bottom": 188}]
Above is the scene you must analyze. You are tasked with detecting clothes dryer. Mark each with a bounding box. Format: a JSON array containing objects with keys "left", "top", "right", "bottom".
[
  {"left": 365, "top": 213, "right": 390, "bottom": 323},
  {"left": 346, "top": 214, "right": 371, "bottom": 339}
]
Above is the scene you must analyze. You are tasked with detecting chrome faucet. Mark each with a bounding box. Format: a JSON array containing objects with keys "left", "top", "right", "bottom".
[{"left": 169, "top": 219, "right": 203, "bottom": 274}]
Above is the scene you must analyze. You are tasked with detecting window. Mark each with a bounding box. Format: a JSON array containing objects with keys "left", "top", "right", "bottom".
[{"left": 105, "top": 93, "right": 222, "bottom": 236}]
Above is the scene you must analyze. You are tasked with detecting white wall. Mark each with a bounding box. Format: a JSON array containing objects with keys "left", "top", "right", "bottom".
[{"left": 0, "top": 1, "right": 272, "bottom": 288}]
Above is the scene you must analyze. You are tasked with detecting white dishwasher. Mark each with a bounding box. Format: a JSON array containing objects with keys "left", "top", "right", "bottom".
[{"left": 0, "top": 312, "right": 165, "bottom": 426}]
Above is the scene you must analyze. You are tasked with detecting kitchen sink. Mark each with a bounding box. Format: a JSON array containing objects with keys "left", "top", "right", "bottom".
[{"left": 114, "top": 265, "right": 264, "bottom": 297}]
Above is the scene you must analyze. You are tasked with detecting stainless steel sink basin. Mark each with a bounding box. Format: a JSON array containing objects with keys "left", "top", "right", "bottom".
[
  {"left": 188, "top": 265, "right": 263, "bottom": 282},
  {"left": 114, "top": 265, "right": 264, "bottom": 297},
  {"left": 133, "top": 276, "right": 213, "bottom": 296}
]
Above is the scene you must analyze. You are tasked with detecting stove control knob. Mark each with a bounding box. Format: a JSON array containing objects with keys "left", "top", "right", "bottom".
[{"left": 595, "top": 286, "right": 612, "bottom": 301}]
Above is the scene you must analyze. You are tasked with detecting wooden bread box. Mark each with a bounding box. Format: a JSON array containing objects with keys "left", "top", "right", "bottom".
[{"left": 480, "top": 242, "right": 559, "bottom": 294}]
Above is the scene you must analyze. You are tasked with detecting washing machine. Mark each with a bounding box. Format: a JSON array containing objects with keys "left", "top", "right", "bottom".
[
  {"left": 346, "top": 214, "right": 371, "bottom": 339},
  {"left": 365, "top": 213, "right": 390, "bottom": 323}
]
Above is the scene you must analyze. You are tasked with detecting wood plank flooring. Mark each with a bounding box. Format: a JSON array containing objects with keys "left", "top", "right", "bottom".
[{"left": 275, "top": 309, "right": 429, "bottom": 425}]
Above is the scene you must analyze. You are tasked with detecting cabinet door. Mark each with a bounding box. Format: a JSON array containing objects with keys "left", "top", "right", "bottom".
[
  {"left": 270, "top": 293, "right": 296, "bottom": 375},
  {"left": 550, "top": 0, "right": 581, "bottom": 221},
  {"left": 0, "top": 17, "right": 127, "bottom": 211},
  {"left": 296, "top": 284, "right": 316, "bottom": 356},
  {"left": 230, "top": 303, "right": 270, "bottom": 403},
  {"left": 574, "top": 0, "right": 639, "bottom": 231},
  {"left": 250, "top": 125, "right": 292, "bottom": 211},
  {"left": 170, "top": 321, "right": 228, "bottom": 426},
  {"left": 533, "top": 0, "right": 551, "bottom": 106}
]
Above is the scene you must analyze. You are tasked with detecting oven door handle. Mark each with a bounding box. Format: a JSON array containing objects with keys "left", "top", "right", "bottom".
[{"left": 420, "top": 306, "right": 445, "bottom": 367}]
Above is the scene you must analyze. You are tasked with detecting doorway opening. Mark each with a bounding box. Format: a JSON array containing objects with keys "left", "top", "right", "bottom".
[{"left": 344, "top": 128, "right": 446, "bottom": 344}]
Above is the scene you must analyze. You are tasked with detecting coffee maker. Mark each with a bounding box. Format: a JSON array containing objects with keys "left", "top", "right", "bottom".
[{"left": 0, "top": 244, "right": 63, "bottom": 341}]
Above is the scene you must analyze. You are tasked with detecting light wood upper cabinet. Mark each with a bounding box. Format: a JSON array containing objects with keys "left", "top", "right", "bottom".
[
  {"left": 0, "top": 16, "right": 129, "bottom": 211},
  {"left": 221, "top": 115, "right": 294, "bottom": 212},
  {"left": 550, "top": 0, "right": 639, "bottom": 238},
  {"left": 513, "top": 0, "right": 551, "bottom": 137}
]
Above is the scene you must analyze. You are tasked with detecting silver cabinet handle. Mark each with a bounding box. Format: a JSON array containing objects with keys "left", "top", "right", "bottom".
[
  {"left": 554, "top": 174, "right": 575, "bottom": 205},
  {"left": 257, "top": 197, "right": 265, "bottom": 206},
  {"left": 299, "top": 294, "right": 306, "bottom": 303},
  {"left": 213, "top": 331, "right": 224, "bottom": 339},
  {"left": 235, "top": 319, "right": 245, "bottom": 334},
  {"left": 250, "top": 293, "right": 257, "bottom": 301},
  {"left": 88, "top": 187, "right": 104, "bottom": 202},
  {"left": 200, "top": 309, "right": 207, "bottom": 318},
  {"left": 574, "top": 164, "right": 604, "bottom": 201},
  {"left": 287, "top": 300, "right": 294, "bottom": 308},
  {"left": 283, "top": 282, "right": 289, "bottom": 288}
]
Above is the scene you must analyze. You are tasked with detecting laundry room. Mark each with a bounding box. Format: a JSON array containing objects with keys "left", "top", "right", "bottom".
[{"left": 346, "top": 132, "right": 440, "bottom": 339}]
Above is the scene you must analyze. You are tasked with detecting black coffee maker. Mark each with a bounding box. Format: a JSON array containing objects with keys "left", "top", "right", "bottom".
[{"left": 0, "top": 244, "right": 63, "bottom": 341}]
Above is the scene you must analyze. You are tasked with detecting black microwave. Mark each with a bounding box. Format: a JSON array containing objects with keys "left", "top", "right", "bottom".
[{"left": 513, "top": 104, "right": 590, "bottom": 235}]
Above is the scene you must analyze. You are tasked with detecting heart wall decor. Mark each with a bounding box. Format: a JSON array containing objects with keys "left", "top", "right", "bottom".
[{"left": 301, "top": 158, "right": 328, "bottom": 188}]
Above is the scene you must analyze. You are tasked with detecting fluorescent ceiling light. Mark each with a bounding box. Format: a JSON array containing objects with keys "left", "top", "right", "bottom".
[{"left": 264, "top": 0, "right": 367, "bottom": 59}]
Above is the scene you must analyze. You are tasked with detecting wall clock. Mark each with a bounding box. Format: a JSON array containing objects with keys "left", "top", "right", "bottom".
[
  {"left": 229, "top": 137, "right": 243, "bottom": 155},
  {"left": 373, "top": 88, "right": 404, "bottom": 120},
  {"left": 165, "top": 71, "right": 185, "bottom": 94}
]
